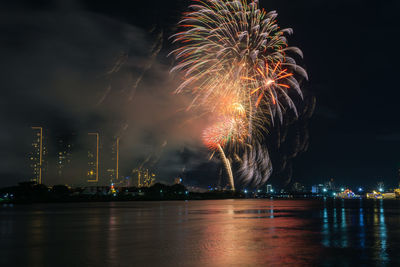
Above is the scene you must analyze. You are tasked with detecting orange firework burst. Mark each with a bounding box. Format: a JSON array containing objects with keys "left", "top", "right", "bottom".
[
  {"left": 202, "top": 117, "right": 248, "bottom": 151},
  {"left": 170, "top": 0, "right": 307, "bottom": 188}
]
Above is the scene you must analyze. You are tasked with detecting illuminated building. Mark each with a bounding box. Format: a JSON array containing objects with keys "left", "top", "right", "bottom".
[
  {"left": 337, "top": 189, "right": 356, "bottom": 199},
  {"left": 87, "top": 133, "right": 99, "bottom": 183},
  {"left": 311, "top": 184, "right": 324, "bottom": 194},
  {"left": 55, "top": 137, "right": 73, "bottom": 180},
  {"left": 30, "top": 127, "right": 47, "bottom": 184},
  {"left": 266, "top": 184, "right": 273, "bottom": 193},
  {"left": 106, "top": 137, "right": 120, "bottom": 183},
  {"left": 366, "top": 191, "right": 383, "bottom": 199}
]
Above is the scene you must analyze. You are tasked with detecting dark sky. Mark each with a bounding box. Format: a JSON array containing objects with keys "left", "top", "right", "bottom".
[{"left": 1, "top": 0, "right": 399, "bottom": 188}]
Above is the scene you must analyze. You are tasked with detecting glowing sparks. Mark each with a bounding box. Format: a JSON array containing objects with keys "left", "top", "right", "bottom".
[
  {"left": 170, "top": 0, "right": 307, "bottom": 188},
  {"left": 202, "top": 117, "right": 248, "bottom": 151}
]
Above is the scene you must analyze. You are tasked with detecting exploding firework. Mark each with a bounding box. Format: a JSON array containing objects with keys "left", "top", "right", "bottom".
[
  {"left": 201, "top": 98, "right": 249, "bottom": 190},
  {"left": 202, "top": 116, "right": 247, "bottom": 190},
  {"left": 170, "top": 0, "right": 307, "bottom": 126},
  {"left": 202, "top": 117, "right": 248, "bottom": 150},
  {"left": 170, "top": 0, "right": 307, "bottom": 188}
]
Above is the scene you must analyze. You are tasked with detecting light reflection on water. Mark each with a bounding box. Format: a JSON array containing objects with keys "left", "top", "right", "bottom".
[{"left": 1, "top": 199, "right": 400, "bottom": 266}]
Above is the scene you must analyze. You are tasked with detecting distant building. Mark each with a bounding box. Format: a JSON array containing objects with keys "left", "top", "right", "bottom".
[
  {"left": 107, "top": 137, "right": 120, "bottom": 183},
  {"left": 337, "top": 189, "right": 356, "bottom": 199},
  {"left": 311, "top": 184, "right": 324, "bottom": 194},
  {"left": 55, "top": 137, "right": 73, "bottom": 180},
  {"left": 29, "top": 127, "right": 47, "bottom": 184},
  {"left": 292, "top": 182, "right": 305, "bottom": 192},
  {"left": 87, "top": 133, "right": 99, "bottom": 182},
  {"left": 366, "top": 191, "right": 382, "bottom": 199}
]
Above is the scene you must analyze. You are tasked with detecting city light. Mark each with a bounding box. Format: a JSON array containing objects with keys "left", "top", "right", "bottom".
[
  {"left": 341, "top": 188, "right": 345, "bottom": 192},
  {"left": 323, "top": 188, "right": 327, "bottom": 192},
  {"left": 358, "top": 187, "right": 363, "bottom": 192}
]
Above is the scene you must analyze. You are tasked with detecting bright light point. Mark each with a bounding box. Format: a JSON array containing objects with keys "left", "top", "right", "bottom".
[
  {"left": 323, "top": 188, "right": 327, "bottom": 192},
  {"left": 244, "top": 189, "right": 248, "bottom": 194},
  {"left": 230, "top": 102, "right": 245, "bottom": 116},
  {"left": 358, "top": 188, "right": 363, "bottom": 192},
  {"left": 341, "top": 188, "right": 344, "bottom": 192},
  {"left": 266, "top": 79, "right": 274, "bottom": 86},
  {"left": 270, "top": 189, "right": 274, "bottom": 193},
  {"left": 333, "top": 193, "right": 337, "bottom": 196},
  {"left": 379, "top": 188, "right": 383, "bottom": 192}
]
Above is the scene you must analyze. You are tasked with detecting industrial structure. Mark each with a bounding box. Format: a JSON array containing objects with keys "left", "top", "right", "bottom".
[{"left": 133, "top": 168, "right": 156, "bottom": 187}]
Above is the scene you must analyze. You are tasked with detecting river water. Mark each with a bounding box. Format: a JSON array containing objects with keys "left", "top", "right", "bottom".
[{"left": 1, "top": 199, "right": 399, "bottom": 266}]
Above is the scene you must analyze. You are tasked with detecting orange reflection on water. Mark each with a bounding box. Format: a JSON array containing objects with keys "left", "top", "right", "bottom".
[{"left": 196, "top": 200, "right": 322, "bottom": 266}]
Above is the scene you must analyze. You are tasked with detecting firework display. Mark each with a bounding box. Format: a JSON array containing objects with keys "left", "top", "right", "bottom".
[{"left": 170, "top": 0, "right": 307, "bottom": 189}]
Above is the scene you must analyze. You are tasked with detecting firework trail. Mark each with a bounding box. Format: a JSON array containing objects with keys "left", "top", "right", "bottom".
[
  {"left": 202, "top": 114, "right": 247, "bottom": 190},
  {"left": 217, "top": 144, "right": 234, "bottom": 191},
  {"left": 170, "top": 0, "right": 307, "bottom": 187}
]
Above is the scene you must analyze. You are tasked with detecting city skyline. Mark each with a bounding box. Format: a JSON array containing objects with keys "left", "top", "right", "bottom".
[
  {"left": 26, "top": 127, "right": 162, "bottom": 187},
  {"left": 23, "top": 125, "right": 400, "bottom": 191}
]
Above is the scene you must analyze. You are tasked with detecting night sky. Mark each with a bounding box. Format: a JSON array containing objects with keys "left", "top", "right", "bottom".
[{"left": 1, "top": 0, "right": 399, "bottom": 188}]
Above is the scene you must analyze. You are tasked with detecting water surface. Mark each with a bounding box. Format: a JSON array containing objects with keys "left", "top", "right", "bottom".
[{"left": 1, "top": 199, "right": 400, "bottom": 266}]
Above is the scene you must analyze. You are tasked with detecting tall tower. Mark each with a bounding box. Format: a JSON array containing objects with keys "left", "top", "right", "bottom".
[
  {"left": 106, "top": 137, "right": 120, "bottom": 184},
  {"left": 116, "top": 137, "right": 119, "bottom": 181},
  {"left": 55, "top": 136, "right": 73, "bottom": 181},
  {"left": 30, "top": 127, "right": 45, "bottom": 184},
  {"left": 87, "top": 133, "right": 99, "bottom": 183}
]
